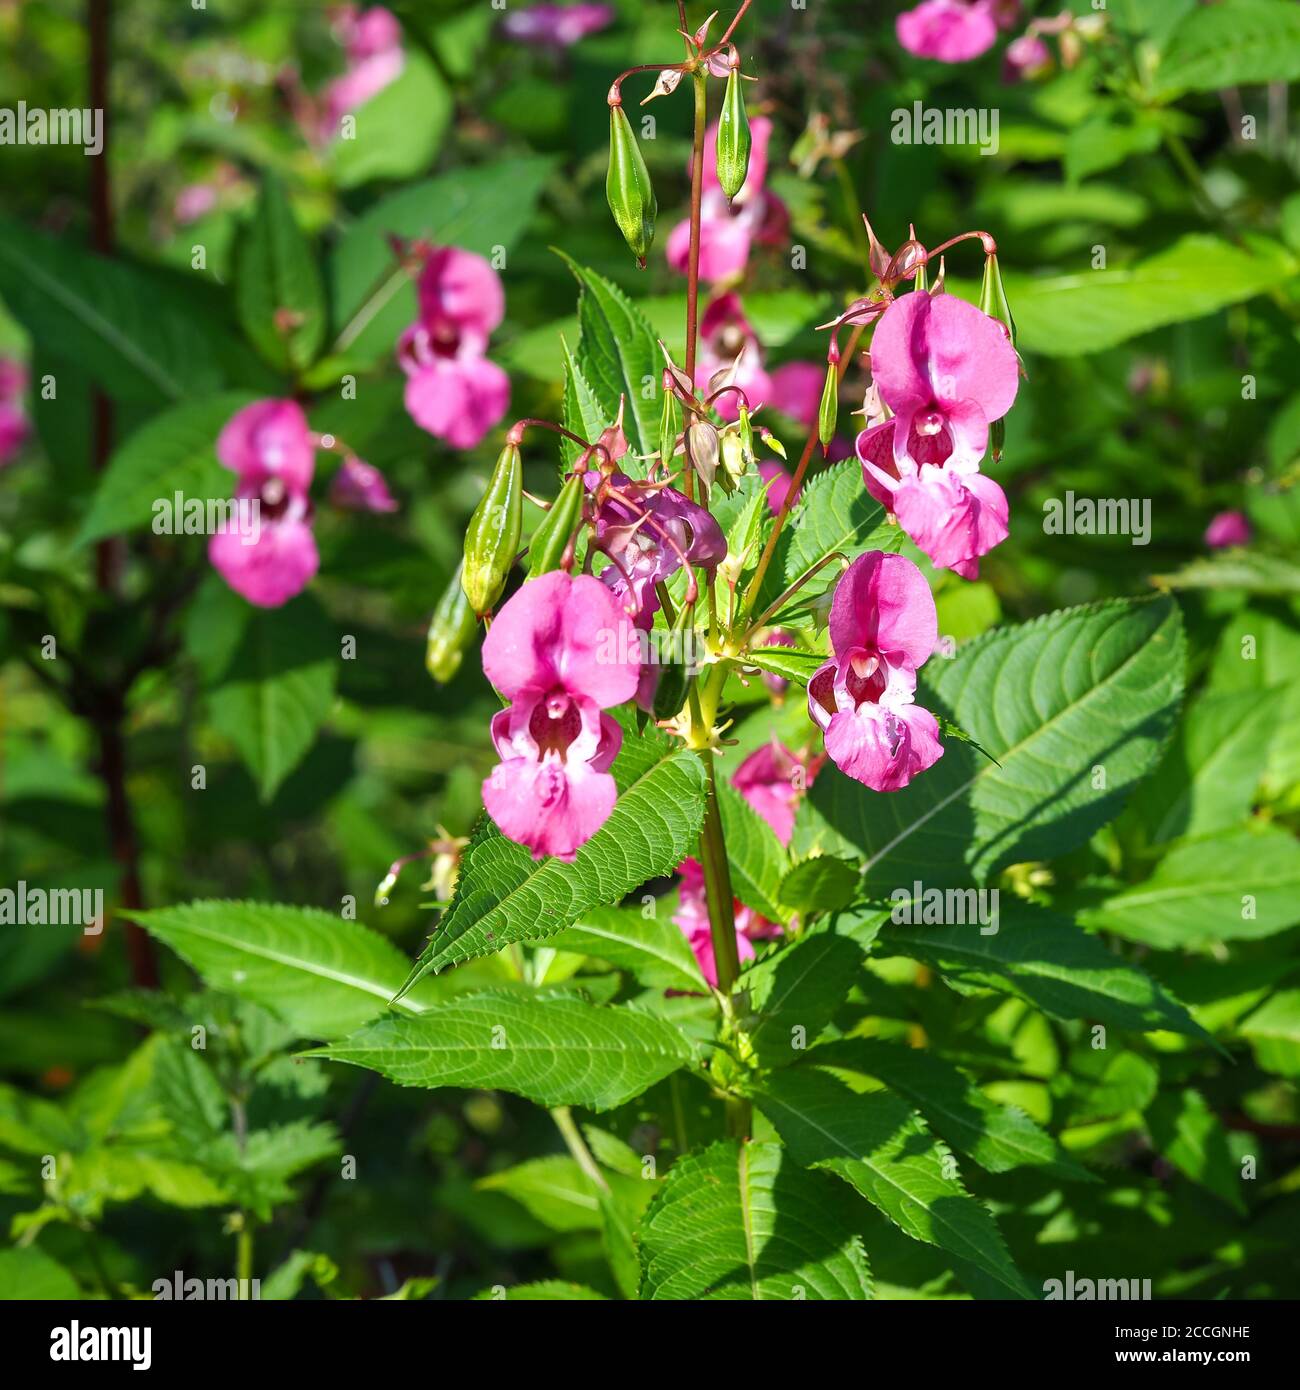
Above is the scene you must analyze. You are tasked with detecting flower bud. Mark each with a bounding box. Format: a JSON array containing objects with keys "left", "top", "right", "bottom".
[
  {"left": 461, "top": 442, "right": 523, "bottom": 615},
  {"left": 687, "top": 418, "right": 720, "bottom": 491},
  {"left": 716, "top": 66, "right": 752, "bottom": 202},
  {"left": 426, "top": 562, "right": 478, "bottom": 683},
  {"left": 527, "top": 473, "right": 584, "bottom": 579},
  {"left": 817, "top": 359, "right": 839, "bottom": 453},
  {"left": 606, "top": 104, "right": 657, "bottom": 268}
]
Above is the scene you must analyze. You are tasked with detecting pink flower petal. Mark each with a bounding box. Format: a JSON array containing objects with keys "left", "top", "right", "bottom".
[
  {"left": 829, "top": 551, "right": 939, "bottom": 672},
  {"left": 216, "top": 400, "right": 316, "bottom": 493},
  {"left": 896, "top": 0, "right": 998, "bottom": 63},
  {"left": 403, "top": 355, "right": 510, "bottom": 450}
]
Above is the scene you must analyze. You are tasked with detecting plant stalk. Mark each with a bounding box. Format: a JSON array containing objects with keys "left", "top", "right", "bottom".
[{"left": 682, "top": 68, "right": 708, "bottom": 501}]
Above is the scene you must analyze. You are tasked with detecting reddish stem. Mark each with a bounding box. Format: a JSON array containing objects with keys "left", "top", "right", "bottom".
[{"left": 742, "top": 323, "right": 867, "bottom": 611}]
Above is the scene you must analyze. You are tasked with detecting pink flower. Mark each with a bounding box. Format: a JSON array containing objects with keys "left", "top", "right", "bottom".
[
  {"left": 399, "top": 248, "right": 509, "bottom": 450},
  {"left": 758, "top": 460, "right": 796, "bottom": 515},
  {"left": 0, "top": 404, "right": 26, "bottom": 467},
  {"left": 501, "top": 3, "right": 614, "bottom": 46},
  {"left": 1205, "top": 510, "right": 1251, "bottom": 549},
  {"left": 330, "top": 455, "right": 398, "bottom": 512},
  {"left": 673, "top": 859, "right": 781, "bottom": 988},
  {"left": 696, "top": 293, "right": 772, "bottom": 420},
  {"left": 416, "top": 246, "right": 505, "bottom": 349},
  {"left": 732, "top": 741, "right": 821, "bottom": 846},
  {"left": 0, "top": 357, "right": 28, "bottom": 467},
  {"left": 666, "top": 117, "right": 788, "bottom": 283},
  {"left": 896, "top": 0, "right": 999, "bottom": 63},
  {"left": 216, "top": 399, "right": 316, "bottom": 494},
  {"left": 209, "top": 484, "right": 320, "bottom": 609},
  {"left": 210, "top": 400, "right": 321, "bottom": 607},
  {"left": 338, "top": 5, "right": 403, "bottom": 59},
  {"left": 807, "top": 551, "right": 943, "bottom": 792},
  {"left": 587, "top": 471, "right": 726, "bottom": 629},
  {"left": 857, "top": 290, "right": 1018, "bottom": 578},
  {"left": 173, "top": 183, "right": 218, "bottom": 225},
  {"left": 1003, "top": 33, "right": 1052, "bottom": 82},
  {"left": 321, "top": 6, "right": 404, "bottom": 134},
  {"left": 481, "top": 572, "right": 641, "bottom": 861},
  {"left": 769, "top": 361, "right": 826, "bottom": 429}
]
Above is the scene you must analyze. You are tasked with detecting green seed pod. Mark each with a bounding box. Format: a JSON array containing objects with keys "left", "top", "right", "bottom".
[
  {"left": 817, "top": 360, "right": 839, "bottom": 452},
  {"left": 979, "top": 250, "right": 1016, "bottom": 346},
  {"left": 606, "top": 104, "right": 657, "bottom": 268},
  {"left": 461, "top": 442, "right": 523, "bottom": 615},
  {"left": 426, "top": 563, "right": 478, "bottom": 683},
  {"left": 981, "top": 251, "right": 1015, "bottom": 465},
  {"left": 652, "top": 654, "right": 690, "bottom": 722},
  {"left": 716, "top": 67, "right": 752, "bottom": 202},
  {"left": 989, "top": 417, "right": 1006, "bottom": 465},
  {"left": 527, "top": 473, "right": 584, "bottom": 579},
  {"left": 737, "top": 403, "right": 754, "bottom": 463},
  {"left": 659, "top": 384, "right": 681, "bottom": 467}
]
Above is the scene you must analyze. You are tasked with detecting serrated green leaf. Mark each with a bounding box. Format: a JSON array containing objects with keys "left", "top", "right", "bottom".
[
  {"left": 780, "top": 459, "right": 890, "bottom": 591},
  {"left": 473, "top": 1280, "right": 608, "bottom": 1301},
  {"left": 401, "top": 730, "right": 707, "bottom": 985},
  {"left": 1154, "top": 0, "right": 1300, "bottom": 97},
  {"left": 814, "top": 1039, "right": 1094, "bottom": 1182},
  {"left": 555, "top": 252, "right": 660, "bottom": 461},
  {"left": 754, "top": 1069, "right": 1033, "bottom": 1299},
  {"left": 879, "top": 900, "right": 1210, "bottom": 1041},
  {"left": 717, "top": 779, "right": 789, "bottom": 923},
  {"left": 1080, "top": 823, "right": 1300, "bottom": 948},
  {"left": 329, "top": 51, "right": 452, "bottom": 189},
  {"left": 638, "top": 1139, "right": 872, "bottom": 1300},
  {"left": 1006, "top": 236, "right": 1287, "bottom": 356},
  {"left": 126, "top": 901, "right": 445, "bottom": 1040},
  {"left": 1123, "top": 687, "right": 1284, "bottom": 844},
  {"left": 328, "top": 156, "right": 552, "bottom": 363},
  {"left": 1145, "top": 1088, "right": 1246, "bottom": 1215},
  {"left": 314, "top": 990, "right": 694, "bottom": 1112},
  {"left": 0, "top": 217, "right": 247, "bottom": 403},
  {"left": 76, "top": 393, "right": 257, "bottom": 546},
  {"left": 0, "top": 1247, "right": 80, "bottom": 1299},
  {"left": 802, "top": 596, "right": 1185, "bottom": 892},
  {"left": 742, "top": 646, "right": 826, "bottom": 686},
  {"left": 560, "top": 335, "right": 609, "bottom": 468},
  {"left": 236, "top": 177, "right": 325, "bottom": 371},
  {"left": 778, "top": 855, "right": 859, "bottom": 913},
  {"left": 740, "top": 932, "right": 864, "bottom": 1067},
  {"left": 549, "top": 905, "right": 706, "bottom": 994},
  {"left": 206, "top": 594, "right": 337, "bottom": 802}
]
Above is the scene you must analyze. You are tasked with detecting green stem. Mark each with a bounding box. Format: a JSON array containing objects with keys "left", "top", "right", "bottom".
[
  {"left": 697, "top": 746, "right": 742, "bottom": 995},
  {"left": 237, "top": 1224, "right": 253, "bottom": 1298},
  {"left": 682, "top": 68, "right": 708, "bottom": 502},
  {"left": 551, "top": 1106, "right": 609, "bottom": 1192}
]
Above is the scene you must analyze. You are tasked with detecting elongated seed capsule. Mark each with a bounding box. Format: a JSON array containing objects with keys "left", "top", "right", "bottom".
[
  {"left": 659, "top": 382, "right": 681, "bottom": 466},
  {"left": 979, "top": 250, "right": 1016, "bottom": 345},
  {"left": 527, "top": 473, "right": 584, "bottom": 579},
  {"left": 426, "top": 563, "right": 478, "bottom": 683},
  {"left": 606, "top": 103, "right": 657, "bottom": 268},
  {"left": 818, "top": 359, "right": 839, "bottom": 452},
  {"left": 716, "top": 66, "right": 752, "bottom": 202},
  {"left": 980, "top": 251, "right": 1016, "bottom": 462},
  {"left": 461, "top": 441, "right": 522, "bottom": 614}
]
